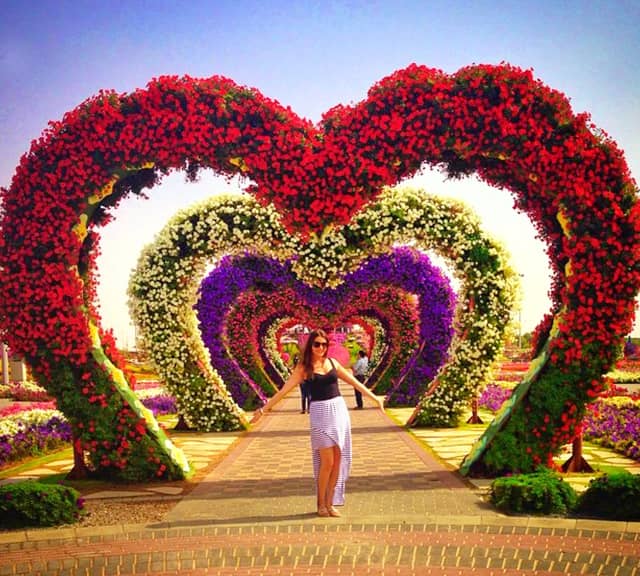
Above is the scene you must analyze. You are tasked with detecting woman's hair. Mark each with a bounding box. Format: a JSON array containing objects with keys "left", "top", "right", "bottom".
[{"left": 301, "top": 328, "right": 330, "bottom": 378}]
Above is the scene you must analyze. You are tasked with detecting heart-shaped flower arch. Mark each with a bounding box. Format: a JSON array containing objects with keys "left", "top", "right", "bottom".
[
  {"left": 221, "top": 283, "right": 422, "bottom": 405},
  {"left": 259, "top": 315, "right": 387, "bottom": 392},
  {"left": 195, "top": 249, "right": 456, "bottom": 409},
  {"left": 1, "top": 63, "right": 637, "bottom": 479},
  {"left": 260, "top": 316, "right": 382, "bottom": 388},
  {"left": 129, "top": 188, "right": 516, "bottom": 432},
  {"left": 214, "top": 260, "right": 453, "bottom": 407}
]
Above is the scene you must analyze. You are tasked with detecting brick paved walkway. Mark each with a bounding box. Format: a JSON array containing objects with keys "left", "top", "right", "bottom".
[{"left": 1, "top": 387, "right": 639, "bottom": 575}]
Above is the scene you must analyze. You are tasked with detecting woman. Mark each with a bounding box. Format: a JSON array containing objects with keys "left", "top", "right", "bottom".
[{"left": 252, "top": 329, "right": 385, "bottom": 517}]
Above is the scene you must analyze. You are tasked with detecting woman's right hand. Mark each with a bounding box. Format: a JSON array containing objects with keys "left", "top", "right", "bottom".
[{"left": 250, "top": 407, "right": 264, "bottom": 424}]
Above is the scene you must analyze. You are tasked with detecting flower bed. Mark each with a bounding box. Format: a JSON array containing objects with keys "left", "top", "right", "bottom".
[
  {"left": 583, "top": 397, "right": 640, "bottom": 461},
  {"left": 139, "top": 392, "right": 177, "bottom": 416},
  {"left": 0, "top": 402, "right": 56, "bottom": 418},
  {"left": 606, "top": 369, "right": 640, "bottom": 385},
  {"left": 0, "top": 381, "right": 53, "bottom": 402},
  {"left": 478, "top": 384, "right": 515, "bottom": 412},
  {"left": 133, "top": 380, "right": 165, "bottom": 390},
  {"left": 0, "top": 409, "right": 72, "bottom": 469},
  {"left": 616, "top": 359, "right": 640, "bottom": 371},
  {"left": 0, "top": 388, "right": 177, "bottom": 470},
  {"left": 479, "top": 380, "right": 640, "bottom": 463}
]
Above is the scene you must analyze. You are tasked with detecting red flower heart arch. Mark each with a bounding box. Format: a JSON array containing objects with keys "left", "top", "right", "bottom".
[{"left": 1, "top": 63, "right": 638, "bottom": 479}]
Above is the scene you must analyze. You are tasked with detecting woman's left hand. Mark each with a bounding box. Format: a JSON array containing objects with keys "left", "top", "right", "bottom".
[{"left": 374, "top": 394, "right": 385, "bottom": 411}]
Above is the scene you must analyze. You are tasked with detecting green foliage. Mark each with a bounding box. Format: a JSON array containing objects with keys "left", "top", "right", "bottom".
[
  {"left": 608, "top": 369, "right": 640, "bottom": 384},
  {"left": 0, "top": 481, "right": 84, "bottom": 529},
  {"left": 489, "top": 469, "right": 578, "bottom": 515},
  {"left": 575, "top": 472, "right": 640, "bottom": 520},
  {"left": 370, "top": 363, "right": 401, "bottom": 395},
  {"left": 480, "top": 430, "right": 528, "bottom": 475},
  {"left": 282, "top": 342, "right": 299, "bottom": 368},
  {"left": 102, "top": 434, "right": 186, "bottom": 483},
  {"left": 410, "top": 403, "right": 463, "bottom": 427},
  {"left": 244, "top": 366, "right": 277, "bottom": 407},
  {"left": 480, "top": 364, "right": 590, "bottom": 476},
  {"left": 344, "top": 336, "right": 363, "bottom": 364}
]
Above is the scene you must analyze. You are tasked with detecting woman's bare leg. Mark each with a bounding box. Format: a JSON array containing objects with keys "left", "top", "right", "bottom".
[
  {"left": 316, "top": 446, "right": 335, "bottom": 510},
  {"left": 325, "top": 445, "right": 342, "bottom": 507}
]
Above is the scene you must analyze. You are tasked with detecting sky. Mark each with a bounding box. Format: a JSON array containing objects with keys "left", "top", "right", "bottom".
[{"left": 1, "top": 0, "right": 639, "bottom": 348}]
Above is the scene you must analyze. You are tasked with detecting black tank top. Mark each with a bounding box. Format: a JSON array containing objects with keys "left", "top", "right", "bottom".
[{"left": 306, "top": 360, "right": 341, "bottom": 401}]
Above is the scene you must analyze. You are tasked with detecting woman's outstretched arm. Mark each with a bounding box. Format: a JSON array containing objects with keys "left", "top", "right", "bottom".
[
  {"left": 250, "top": 363, "right": 306, "bottom": 423},
  {"left": 333, "top": 359, "right": 385, "bottom": 410}
]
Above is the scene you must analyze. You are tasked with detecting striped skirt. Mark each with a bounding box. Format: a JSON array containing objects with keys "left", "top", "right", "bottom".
[{"left": 309, "top": 395, "right": 352, "bottom": 506}]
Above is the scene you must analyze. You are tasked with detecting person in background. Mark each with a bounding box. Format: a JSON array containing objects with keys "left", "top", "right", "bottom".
[
  {"left": 351, "top": 349, "right": 369, "bottom": 410},
  {"left": 252, "top": 329, "right": 385, "bottom": 518},
  {"left": 293, "top": 354, "right": 311, "bottom": 414},
  {"left": 300, "top": 379, "right": 311, "bottom": 414}
]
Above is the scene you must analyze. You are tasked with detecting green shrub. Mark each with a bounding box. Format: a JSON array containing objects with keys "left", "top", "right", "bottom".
[
  {"left": 489, "top": 469, "right": 578, "bottom": 515},
  {"left": 0, "top": 481, "right": 84, "bottom": 529},
  {"left": 575, "top": 472, "right": 640, "bottom": 520}
]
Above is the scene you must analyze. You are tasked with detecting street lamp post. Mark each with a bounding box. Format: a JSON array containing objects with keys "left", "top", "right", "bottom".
[
  {"left": 518, "top": 274, "right": 524, "bottom": 349},
  {"left": 518, "top": 308, "right": 522, "bottom": 349},
  {"left": 1, "top": 342, "right": 9, "bottom": 386}
]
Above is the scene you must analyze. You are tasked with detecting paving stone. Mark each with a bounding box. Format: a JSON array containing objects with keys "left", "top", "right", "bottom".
[
  {"left": 83, "top": 490, "right": 151, "bottom": 500},
  {"left": 16, "top": 468, "right": 56, "bottom": 476},
  {"left": 146, "top": 486, "right": 184, "bottom": 495}
]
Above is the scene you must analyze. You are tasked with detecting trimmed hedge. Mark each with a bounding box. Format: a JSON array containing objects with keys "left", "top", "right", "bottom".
[
  {"left": 0, "top": 481, "right": 84, "bottom": 529},
  {"left": 575, "top": 472, "right": 640, "bottom": 520},
  {"left": 489, "top": 469, "right": 578, "bottom": 515}
]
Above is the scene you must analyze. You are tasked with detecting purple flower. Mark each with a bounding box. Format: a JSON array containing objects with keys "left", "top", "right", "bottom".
[
  {"left": 141, "top": 394, "right": 177, "bottom": 416},
  {"left": 195, "top": 248, "right": 456, "bottom": 407},
  {"left": 0, "top": 416, "right": 72, "bottom": 469},
  {"left": 479, "top": 384, "right": 514, "bottom": 412},
  {"left": 583, "top": 399, "right": 640, "bottom": 461}
]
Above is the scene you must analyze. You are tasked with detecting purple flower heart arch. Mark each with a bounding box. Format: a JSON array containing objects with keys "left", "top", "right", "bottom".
[
  {"left": 1, "top": 63, "right": 637, "bottom": 480},
  {"left": 204, "top": 256, "right": 446, "bottom": 404},
  {"left": 195, "top": 248, "right": 456, "bottom": 409}
]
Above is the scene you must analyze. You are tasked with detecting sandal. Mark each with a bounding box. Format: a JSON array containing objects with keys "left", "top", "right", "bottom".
[
  {"left": 328, "top": 506, "right": 341, "bottom": 518},
  {"left": 317, "top": 506, "right": 330, "bottom": 517}
]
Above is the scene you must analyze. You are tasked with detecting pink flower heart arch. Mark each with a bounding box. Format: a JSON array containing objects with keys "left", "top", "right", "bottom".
[
  {"left": 249, "top": 314, "right": 391, "bottom": 400},
  {"left": 0, "top": 63, "right": 638, "bottom": 480},
  {"left": 263, "top": 316, "right": 386, "bottom": 397}
]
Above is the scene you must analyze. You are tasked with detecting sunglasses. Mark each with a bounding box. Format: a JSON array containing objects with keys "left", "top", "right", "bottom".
[{"left": 312, "top": 341, "right": 329, "bottom": 349}]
